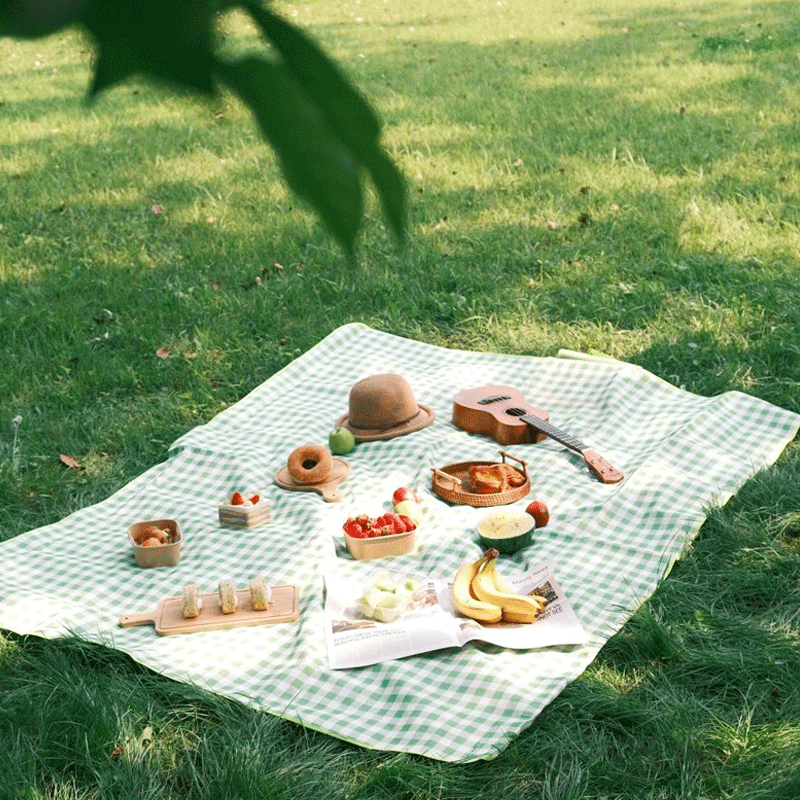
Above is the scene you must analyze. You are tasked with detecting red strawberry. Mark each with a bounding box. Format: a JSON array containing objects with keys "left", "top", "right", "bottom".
[
  {"left": 355, "top": 514, "right": 372, "bottom": 530},
  {"left": 374, "top": 513, "right": 391, "bottom": 529},
  {"left": 378, "top": 525, "right": 394, "bottom": 537},
  {"left": 230, "top": 491, "right": 245, "bottom": 505},
  {"left": 250, "top": 493, "right": 260, "bottom": 505},
  {"left": 385, "top": 512, "right": 407, "bottom": 534},
  {"left": 343, "top": 519, "right": 365, "bottom": 538},
  {"left": 398, "top": 515, "right": 416, "bottom": 532},
  {"left": 525, "top": 500, "right": 550, "bottom": 528}
]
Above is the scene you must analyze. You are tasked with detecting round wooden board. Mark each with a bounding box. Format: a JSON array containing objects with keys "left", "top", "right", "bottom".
[
  {"left": 431, "top": 460, "right": 530, "bottom": 507},
  {"left": 274, "top": 458, "right": 351, "bottom": 502}
]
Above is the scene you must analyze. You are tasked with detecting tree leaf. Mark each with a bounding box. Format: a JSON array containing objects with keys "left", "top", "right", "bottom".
[
  {"left": 0, "top": 0, "right": 91, "bottom": 38},
  {"left": 244, "top": 3, "right": 406, "bottom": 242},
  {"left": 244, "top": 3, "right": 380, "bottom": 148},
  {"left": 81, "top": 0, "right": 215, "bottom": 96},
  {"left": 2, "top": 0, "right": 406, "bottom": 254},
  {"left": 215, "top": 56, "right": 363, "bottom": 257},
  {"left": 359, "top": 146, "right": 407, "bottom": 244}
]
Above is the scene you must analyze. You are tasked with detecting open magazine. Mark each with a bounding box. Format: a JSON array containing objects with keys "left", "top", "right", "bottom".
[{"left": 324, "top": 561, "right": 588, "bottom": 669}]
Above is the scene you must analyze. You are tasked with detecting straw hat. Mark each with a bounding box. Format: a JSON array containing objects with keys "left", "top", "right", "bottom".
[{"left": 336, "top": 373, "right": 435, "bottom": 441}]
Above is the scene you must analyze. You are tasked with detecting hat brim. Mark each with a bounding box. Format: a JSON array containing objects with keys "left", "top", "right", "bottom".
[{"left": 335, "top": 404, "right": 436, "bottom": 442}]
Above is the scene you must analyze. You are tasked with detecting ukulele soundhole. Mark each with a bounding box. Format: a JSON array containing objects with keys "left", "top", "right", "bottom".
[{"left": 504, "top": 407, "right": 526, "bottom": 418}]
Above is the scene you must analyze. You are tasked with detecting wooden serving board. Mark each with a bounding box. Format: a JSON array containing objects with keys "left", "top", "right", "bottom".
[
  {"left": 274, "top": 458, "right": 351, "bottom": 502},
  {"left": 118, "top": 584, "right": 299, "bottom": 635}
]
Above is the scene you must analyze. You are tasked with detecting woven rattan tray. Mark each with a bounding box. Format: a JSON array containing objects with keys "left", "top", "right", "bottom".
[{"left": 430, "top": 451, "right": 530, "bottom": 507}]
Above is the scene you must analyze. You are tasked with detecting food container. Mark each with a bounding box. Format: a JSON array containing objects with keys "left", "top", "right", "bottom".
[
  {"left": 476, "top": 510, "right": 535, "bottom": 554},
  {"left": 218, "top": 493, "right": 271, "bottom": 529},
  {"left": 344, "top": 528, "right": 416, "bottom": 560},
  {"left": 128, "top": 518, "right": 182, "bottom": 567}
]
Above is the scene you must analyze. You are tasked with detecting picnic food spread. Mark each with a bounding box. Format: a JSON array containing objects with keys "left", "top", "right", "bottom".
[
  {"left": 9, "top": 323, "right": 799, "bottom": 762},
  {"left": 229, "top": 492, "right": 260, "bottom": 506},
  {"left": 525, "top": 500, "right": 550, "bottom": 528},
  {"left": 328, "top": 426, "right": 356, "bottom": 455},
  {"left": 273, "top": 450, "right": 352, "bottom": 502},
  {"left": 135, "top": 524, "right": 173, "bottom": 546},
  {"left": 128, "top": 518, "right": 183, "bottom": 567},
  {"left": 120, "top": 581, "right": 300, "bottom": 634},
  {"left": 120, "top": 372, "right": 593, "bottom": 640},
  {"left": 342, "top": 511, "right": 417, "bottom": 538},
  {"left": 430, "top": 451, "right": 531, "bottom": 507},
  {"left": 152, "top": 577, "right": 274, "bottom": 622},
  {"left": 118, "top": 373, "right": 575, "bottom": 638}
]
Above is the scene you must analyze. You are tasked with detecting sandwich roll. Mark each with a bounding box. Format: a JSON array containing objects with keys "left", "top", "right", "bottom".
[{"left": 218, "top": 580, "right": 239, "bottom": 614}]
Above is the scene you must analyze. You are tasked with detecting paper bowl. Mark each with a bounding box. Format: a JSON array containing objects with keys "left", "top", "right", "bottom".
[
  {"left": 476, "top": 510, "right": 535, "bottom": 554},
  {"left": 128, "top": 518, "right": 182, "bottom": 567},
  {"left": 344, "top": 529, "right": 416, "bottom": 560}
]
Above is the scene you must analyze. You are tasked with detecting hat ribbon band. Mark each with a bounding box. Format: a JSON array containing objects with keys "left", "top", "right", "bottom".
[{"left": 353, "top": 407, "right": 422, "bottom": 431}]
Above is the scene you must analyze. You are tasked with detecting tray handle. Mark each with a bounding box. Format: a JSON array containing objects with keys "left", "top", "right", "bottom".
[
  {"left": 431, "top": 466, "right": 462, "bottom": 487},
  {"left": 498, "top": 450, "right": 528, "bottom": 478}
]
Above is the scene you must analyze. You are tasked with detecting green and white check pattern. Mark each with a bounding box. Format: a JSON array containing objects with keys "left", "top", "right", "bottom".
[{"left": 1, "top": 324, "right": 798, "bottom": 761}]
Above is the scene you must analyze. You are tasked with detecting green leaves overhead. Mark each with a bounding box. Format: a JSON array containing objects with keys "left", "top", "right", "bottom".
[
  {"left": 0, "top": 0, "right": 91, "bottom": 38},
  {"left": 215, "top": 57, "right": 364, "bottom": 260},
  {"left": 242, "top": 3, "right": 406, "bottom": 247},
  {"left": 0, "top": 0, "right": 406, "bottom": 255},
  {"left": 82, "top": 0, "right": 215, "bottom": 95}
]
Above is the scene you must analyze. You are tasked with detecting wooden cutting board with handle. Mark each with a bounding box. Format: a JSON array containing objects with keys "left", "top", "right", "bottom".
[
  {"left": 274, "top": 458, "right": 351, "bottom": 502},
  {"left": 119, "top": 584, "right": 299, "bottom": 635}
]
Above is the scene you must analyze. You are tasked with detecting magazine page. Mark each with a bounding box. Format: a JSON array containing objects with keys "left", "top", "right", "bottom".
[{"left": 324, "top": 561, "right": 588, "bottom": 669}]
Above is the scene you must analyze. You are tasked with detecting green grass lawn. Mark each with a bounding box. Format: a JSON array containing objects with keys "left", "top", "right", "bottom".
[{"left": 1, "top": 0, "right": 800, "bottom": 797}]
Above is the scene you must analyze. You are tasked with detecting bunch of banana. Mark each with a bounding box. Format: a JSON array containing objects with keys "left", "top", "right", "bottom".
[{"left": 452, "top": 548, "right": 546, "bottom": 624}]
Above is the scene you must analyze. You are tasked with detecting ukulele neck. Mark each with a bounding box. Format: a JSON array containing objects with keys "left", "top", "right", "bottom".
[
  {"left": 521, "top": 414, "right": 587, "bottom": 453},
  {"left": 522, "top": 413, "right": 624, "bottom": 483}
]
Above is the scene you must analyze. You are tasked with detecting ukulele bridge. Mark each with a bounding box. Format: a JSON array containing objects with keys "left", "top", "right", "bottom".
[{"left": 478, "top": 395, "right": 512, "bottom": 405}]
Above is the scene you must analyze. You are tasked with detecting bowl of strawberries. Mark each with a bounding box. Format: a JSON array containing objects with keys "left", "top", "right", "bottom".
[{"left": 342, "top": 511, "right": 417, "bottom": 560}]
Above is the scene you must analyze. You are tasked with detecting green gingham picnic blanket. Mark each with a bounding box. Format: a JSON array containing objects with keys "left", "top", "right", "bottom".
[{"left": 1, "top": 323, "right": 798, "bottom": 762}]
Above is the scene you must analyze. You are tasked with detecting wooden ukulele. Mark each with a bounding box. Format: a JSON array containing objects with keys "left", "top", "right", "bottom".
[{"left": 452, "top": 385, "right": 624, "bottom": 484}]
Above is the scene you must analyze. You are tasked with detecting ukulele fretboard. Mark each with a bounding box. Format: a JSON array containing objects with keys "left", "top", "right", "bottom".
[{"left": 519, "top": 413, "right": 588, "bottom": 453}]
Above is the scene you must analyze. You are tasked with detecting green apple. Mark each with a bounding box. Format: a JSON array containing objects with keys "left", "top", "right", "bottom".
[
  {"left": 393, "top": 499, "right": 423, "bottom": 525},
  {"left": 328, "top": 426, "right": 356, "bottom": 455}
]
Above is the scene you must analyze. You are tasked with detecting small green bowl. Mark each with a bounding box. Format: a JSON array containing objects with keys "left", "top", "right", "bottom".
[{"left": 476, "top": 510, "right": 535, "bottom": 554}]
